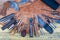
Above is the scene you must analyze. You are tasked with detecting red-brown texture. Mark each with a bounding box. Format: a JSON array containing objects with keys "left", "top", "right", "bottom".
[
  {"left": 1, "top": 0, "right": 60, "bottom": 34},
  {"left": 7, "top": 0, "right": 60, "bottom": 34},
  {"left": 0, "top": 1, "right": 11, "bottom": 16},
  {"left": 55, "top": 0, "right": 60, "bottom": 4}
]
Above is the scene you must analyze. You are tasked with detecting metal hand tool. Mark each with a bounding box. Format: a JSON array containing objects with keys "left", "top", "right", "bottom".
[
  {"left": 29, "top": 18, "right": 33, "bottom": 37},
  {"left": 41, "top": 9, "right": 60, "bottom": 16},
  {"left": 36, "top": 15, "right": 53, "bottom": 34},
  {"left": 45, "top": 17, "right": 56, "bottom": 29},
  {"left": 0, "top": 13, "right": 15, "bottom": 23},
  {"left": 42, "top": 14, "right": 60, "bottom": 24},
  {"left": 33, "top": 16, "right": 39, "bottom": 37},
  {"left": 1, "top": 18, "right": 16, "bottom": 30},
  {"left": 8, "top": 20, "right": 18, "bottom": 30}
]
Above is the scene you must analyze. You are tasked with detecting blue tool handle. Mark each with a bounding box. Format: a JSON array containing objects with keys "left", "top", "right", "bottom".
[
  {"left": 8, "top": 24, "right": 14, "bottom": 30},
  {"left": 42, "top": 14, "right": 60, "bottom": 20},
  {"left": 55, "top": 20, "right": 60, "bottom": 24},
  {"left": 8, "top": 20, "right": 17, "bottom": 29},
  {"left": 42, "top": 14, "right": 56, "bottom": 29},
  {"left": 42, "top": 14, "right": 60, "bottom": 24},
  {"left": 47, "top": 19, "right": 56, "bottom": 29},
  {"left": 0, "top": 13, "right": 14, "bottom": 22},
  {"left": 44, "top": 24, "right": 53, "bottom": 34},
  {"left": 37, "top": 15, "right": 53, "bottom": 34},
  {"left": 29, "top": 18, "right": 33, "bottom": 37},
  {"left": 37, "top": 15, "right": 46, "bottom": 26},
  {"left": 10, "top": 1, "right": 19, "bottom": 11},
  {"left": 1, "top": 18, "right": 15, "bottom": 30},
  {"left": 18, "top": 0, "right": 30, "bottom": 4}
]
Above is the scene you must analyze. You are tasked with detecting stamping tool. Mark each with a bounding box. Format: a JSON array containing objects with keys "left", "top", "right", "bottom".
[
  {"left": 46, "top": 17, "right": 56, "bottom": 29},
  {"left": 8, "top": 20, "right": 18, "bottom": 30},
  {"left": 1, "top": 18, "right": 16, "bottom": 30},
  {"left": 42, "top": 14, "right": 56, "bottom": 29},
  {"left": 41, "top": 0, "right": 59, "bottom": 10},
  {"left": 8, "top": 24, "right": 14, "bottom": 30},
  {"left": 0, "top": 13, "right": 15, "bottom": 23},
  {"left": 36, "top": 15, "right": 53, "bottom": 34},
  {"left": 29, "top": 18, "right": 33, "bottom": 37}
]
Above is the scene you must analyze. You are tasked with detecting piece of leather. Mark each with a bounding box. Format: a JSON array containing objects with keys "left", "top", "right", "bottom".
[
  {"left": 55, "top": 0, "right": 60, "bottom": 4},
  {"left": 0, "top": 1, "right": 11, "bottom": 16}
]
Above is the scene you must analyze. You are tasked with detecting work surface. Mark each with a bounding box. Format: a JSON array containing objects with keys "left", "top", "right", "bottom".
[
  {"left": 0, "top": 23, "right": 60, "bottom": 40},
  {"left": 0, "top": 0, "right": 60, "bottom": 40}
]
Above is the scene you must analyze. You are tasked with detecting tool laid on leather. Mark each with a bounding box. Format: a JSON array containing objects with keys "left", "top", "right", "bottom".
[
  {"left": 0, "top": 13, "right": 15, "bottom": 23},
  {"left": 8, "top": 19, "right": 18, "bottom": 30},
  {"left": 41, "top": 0, "right": 59, "bottom": 10},
  {"left": 1, "top": 14, "right": 56, "bottom": 37},
  {"left": 36, "top": 15, "right": 53, "bottom": 34},
  {"left": 46, "top": 19, "right": 56, "bottom": 29},
  {"left": 17, "top": 20, "right": 22, "bottom": 33},
  {"left": 1, "top": 18, "right": 17, "bottom": 30},
  {"left": 42, "top": 14, "right": 60, "bottom": 24},
  {"left": 33, "top": 16, "right": 39, "bottom": 37},
  {"left": 29, "top": 18, "right": 33, "bottom": 37},
  {"left": 41, "top": 9, "right": 60, "bottom": 16},
  {"left": 45, "top": 17, "right": 56, "bottom": 29},
  {"left": 42, "top": 14, "right": 56, "bottom": 29},
  {"left": 8, "top": 24, "right": 15, "bottom": 30}
]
